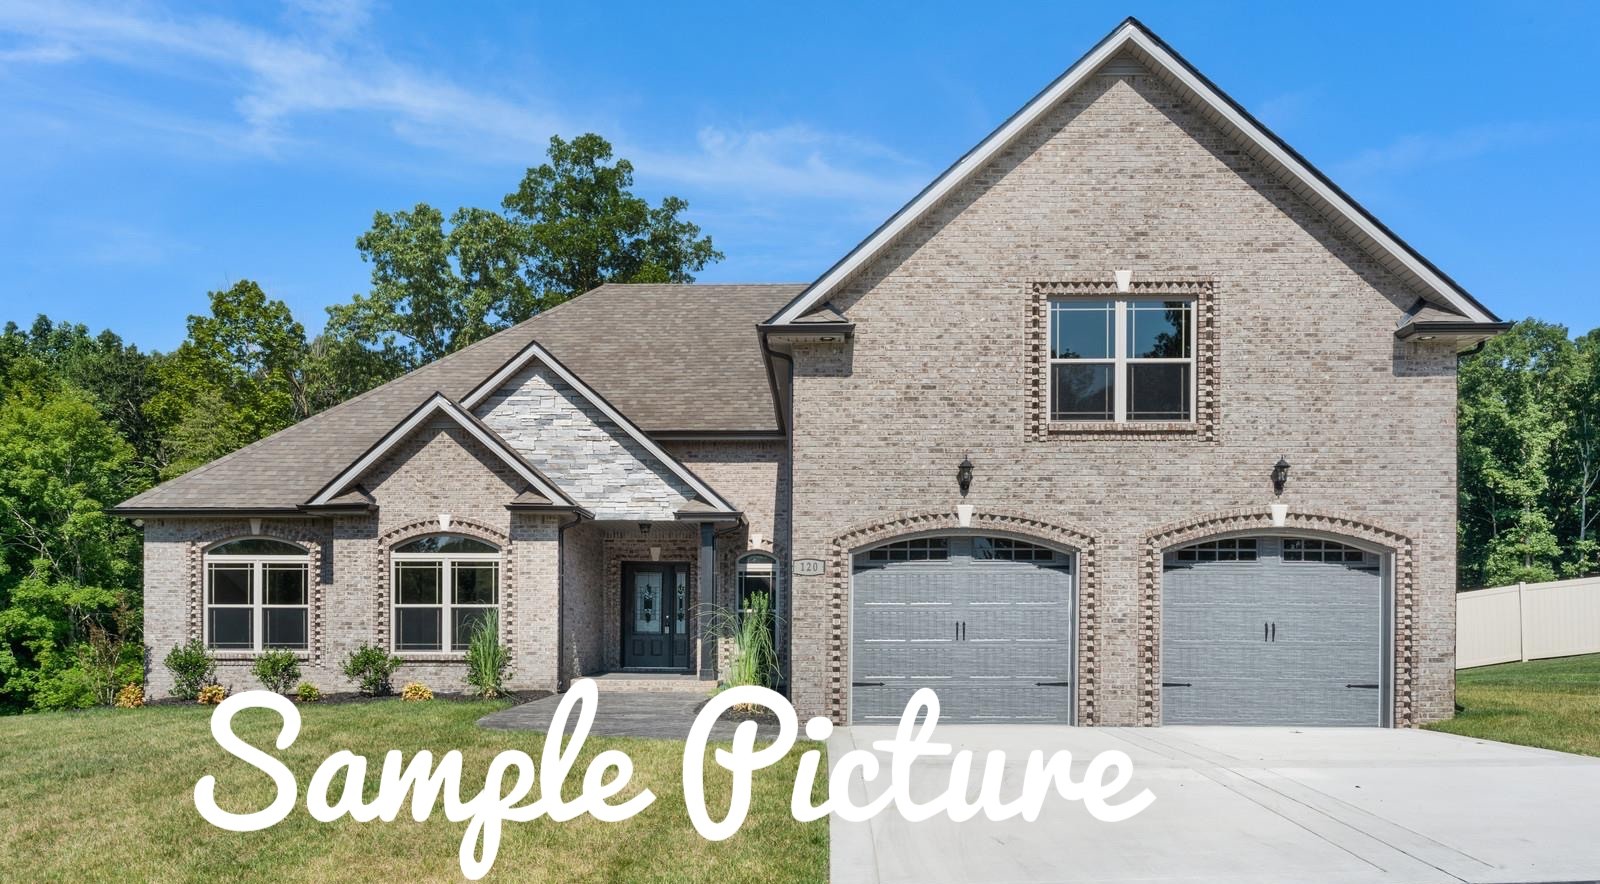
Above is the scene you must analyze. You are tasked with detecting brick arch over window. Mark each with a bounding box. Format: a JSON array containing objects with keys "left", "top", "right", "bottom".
[
  {"left": 376, "top": 518, "right": 515, "bottom": 658},
  {"left": 1141, "top": 509, "right": 1416, "bottom": 727},
  {"left": 180, "top": 520, "right": 327, "bottom": 662},
  {"left": 826, "top": 510, "right": 1101, "bottom": 724}
]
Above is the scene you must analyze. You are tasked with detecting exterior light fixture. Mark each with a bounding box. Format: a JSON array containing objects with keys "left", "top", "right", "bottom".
[
  {"left": 1271, "top": 457, "right": 1291, "bottom": 496},
  {"left": 957, "top": 454, "right": 974, "bottom": 497},
  {"left": 1415, "top": 334, "right": 1438, "bottom": 341},
  {"left": 638, "top": 522, "right": 652, "bottom": 537}
]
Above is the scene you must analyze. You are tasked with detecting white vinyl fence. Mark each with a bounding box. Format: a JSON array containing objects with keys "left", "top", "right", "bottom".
[{"left": 1457, "top": 575, "right": 1600, "bottom": 668}]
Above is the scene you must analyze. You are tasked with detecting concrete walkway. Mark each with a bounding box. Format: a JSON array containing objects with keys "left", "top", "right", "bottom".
[
  {"left": 828, "top": 725, "right": 1600, "bottom": 884},
  {"left": 478, "top": 690, "right": 748, "bottom": 740}
]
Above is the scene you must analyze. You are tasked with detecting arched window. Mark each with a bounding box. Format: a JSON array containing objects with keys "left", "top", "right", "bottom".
[
  {"left": 205, "top": 538, "right": 310, "bottom": 651},
  {"left": 392, "top": 534, "right": 500, "bottom": 652},
  {"left": 737, "top": 553, "right": 777, "bottom": 616}
]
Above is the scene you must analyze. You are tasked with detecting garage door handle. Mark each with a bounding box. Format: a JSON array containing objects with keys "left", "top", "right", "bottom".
[
  {"left": 1035, "top": 681, "right": 1071, "bottom": 687},
  {"left": 1346, "top": 683, "right": 1379, "bottom": 689},
  {"left": 852, "top": 681, "right": 885, "bottom": 687},
  {"left": 1161, "top": 682, "right": 1192, "bottom": 687},
  {"left": 1271, "top": 622, "right": 1276, "bottom": 642}
]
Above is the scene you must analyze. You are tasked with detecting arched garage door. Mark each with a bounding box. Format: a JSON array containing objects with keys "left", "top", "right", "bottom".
[
  {"left": 1161, "top": 536, "right": 1387, "bottom": 726},
  {"left": 851, "top": 535, "right": 1074, "bottom": 724}
]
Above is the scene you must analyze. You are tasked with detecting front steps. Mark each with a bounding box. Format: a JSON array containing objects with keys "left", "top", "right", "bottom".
[{"left": 576, "top": 672, "right": 714, "bottom": 695}]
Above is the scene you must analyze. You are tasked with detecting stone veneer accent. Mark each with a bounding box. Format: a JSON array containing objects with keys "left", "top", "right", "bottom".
[
  {"left": 822, "top": 511, "right": 1099, "bottom": 724},
  {"left": 1027, "top": 279, "right": 1219, "bottom": 441},
  {"left": 476, "top": 362, "right": 694, "bottom": 519},
  {"left": 1141, "top": 509, "right": 1416, "bottom": 726}
]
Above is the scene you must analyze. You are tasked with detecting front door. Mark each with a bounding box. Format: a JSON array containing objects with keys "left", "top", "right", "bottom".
[{"left": 622, "top": 562, "right": 690, "bottom": 670}]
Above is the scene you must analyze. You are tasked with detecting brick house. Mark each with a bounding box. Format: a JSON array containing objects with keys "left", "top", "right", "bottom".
[{"left": 117, "top": 19, "right": 1504, "bottom": 727}]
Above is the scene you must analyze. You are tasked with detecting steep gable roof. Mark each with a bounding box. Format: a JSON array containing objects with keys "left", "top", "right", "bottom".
[
  {"left": 768, "top": 17, "right": 1500, "bottom": 327},
  {"left": 307, "top": 392, "right": 581, "bottom": 510},
  {"left": 115, "top": 283, "right": 799, "bottom": 514}
]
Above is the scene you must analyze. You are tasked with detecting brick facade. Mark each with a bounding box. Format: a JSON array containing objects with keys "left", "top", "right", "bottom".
[{"left": 785, "top": 65, "right": 1459, "bottom": 726}]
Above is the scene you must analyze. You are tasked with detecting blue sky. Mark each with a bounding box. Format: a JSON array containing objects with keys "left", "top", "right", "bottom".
[{"left": 1, "top": 1, "right": 1596, "bottom": 351}]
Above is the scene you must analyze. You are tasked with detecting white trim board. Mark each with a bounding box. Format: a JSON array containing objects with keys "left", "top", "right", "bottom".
[
  {"left": 768, "top": 18, "right": 1497, "bottom": 326},
  {"left": 308, "top": 393, "right": 578, "bottom": 508},
  {"left": 461, "top": 341, "right": 738, "bottom": 514}
]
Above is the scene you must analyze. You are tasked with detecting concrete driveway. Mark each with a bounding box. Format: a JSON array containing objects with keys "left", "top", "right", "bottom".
[{"left": 828, "top": 725, "right": 1600, "bottom": 884}]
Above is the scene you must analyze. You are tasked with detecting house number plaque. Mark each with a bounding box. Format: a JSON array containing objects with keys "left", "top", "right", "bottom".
[{"left": 793, "top": 558, "right": 825, "bottom": 577}]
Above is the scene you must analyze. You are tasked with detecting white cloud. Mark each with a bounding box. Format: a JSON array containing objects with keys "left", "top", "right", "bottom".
[
  {"left": 1335, "top": 122, "right": 1562, "bottom": 180},
  {"left": 0, "top": 0, "right": 924, "bottom": 209}
]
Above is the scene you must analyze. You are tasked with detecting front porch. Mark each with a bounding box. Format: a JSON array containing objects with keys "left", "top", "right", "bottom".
[{"left": 556, "top": 516, "right": 755, "bottom": 690}]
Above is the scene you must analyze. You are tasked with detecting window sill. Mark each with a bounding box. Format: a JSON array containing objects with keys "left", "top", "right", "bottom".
[
  {"left": 1044, "top": 420, "right": 1200, "bottom": 436},
  {"left": 393, "top": 653, "right": 472, "bottom": 664},
  {"left": 213, "top": 651, "right": 313, "bottom": 662}
]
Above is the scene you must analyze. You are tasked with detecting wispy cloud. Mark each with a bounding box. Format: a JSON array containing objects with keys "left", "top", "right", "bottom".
[
  {"left": 0, "top": 0, "right": 922, "bottom": 207},
  {"left": 1335, "top": 122, "right": 1563, "bottom": 180},
  {"left": 0, "top": 41, "right": 76, "bottom": 64}
]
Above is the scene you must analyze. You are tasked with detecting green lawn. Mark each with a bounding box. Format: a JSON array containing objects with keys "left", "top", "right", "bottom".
[
  {"left": 0, "top": 698, "right": 826, "bottom": 883},
  {"left": 1425, "top": 653, "right": 1600, "bottom": 756}
]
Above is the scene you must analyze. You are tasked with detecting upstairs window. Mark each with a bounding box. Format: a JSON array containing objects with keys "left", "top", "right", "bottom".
[
  {"left": 205, "top": 538, "right": 310, "bottom": 651},
  {"left": 1050, "top": 299, "right": 1193, "bottom": 422},
  {"left": 392, "top": 535, "right": 500, "bottom": 653}
]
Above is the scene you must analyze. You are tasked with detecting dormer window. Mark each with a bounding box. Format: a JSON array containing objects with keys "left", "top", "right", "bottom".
[{"left": 1050, "top": 298, "right": 1194, "bottom": 422}]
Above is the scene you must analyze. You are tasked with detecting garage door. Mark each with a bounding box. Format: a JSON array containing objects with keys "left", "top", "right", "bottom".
[
  {"left": 1161, "top": 536, "right": 1385, "bottom": 726},
  {"left": 851, "top": 535, "right": 1074, "bottom": 724}
]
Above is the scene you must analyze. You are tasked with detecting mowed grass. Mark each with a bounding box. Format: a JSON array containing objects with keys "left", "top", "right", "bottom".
[
  {"left": 1425, "top": 653, "right": 1600, "bottom": 757},
  {"left": 0, "top": 698, "right": 826, "bottom": 883}
]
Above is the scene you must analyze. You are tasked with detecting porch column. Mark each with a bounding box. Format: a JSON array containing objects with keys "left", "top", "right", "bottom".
[{"left": 698, "top": 521, "right": 717, "bottom": 681}]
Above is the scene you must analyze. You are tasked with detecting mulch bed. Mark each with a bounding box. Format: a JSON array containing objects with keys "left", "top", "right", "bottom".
[
  {"left": 146, "top": 689, "right": 551, "bottom": 708},
  {"left": 693, "top": 696, "right": 784, "bottom": 727}
]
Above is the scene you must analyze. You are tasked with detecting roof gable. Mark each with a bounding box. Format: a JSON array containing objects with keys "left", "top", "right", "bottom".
[
  {"left": 308, "top": 393, "right": 579, "bottom": 509},
  {"left": 464, "top": 341, "right": 736, "bottom": 514},
  {"left": 768, "top": 17, "right": 1499, "bottom": 327}
]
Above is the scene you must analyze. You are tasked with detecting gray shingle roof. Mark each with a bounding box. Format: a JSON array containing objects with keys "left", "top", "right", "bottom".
[{"left": 116, "top": 283, "right": 802, "bottom": 513}]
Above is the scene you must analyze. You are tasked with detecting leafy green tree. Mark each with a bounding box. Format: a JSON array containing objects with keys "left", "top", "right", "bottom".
[
  {"left": 0, "top": 387, "right": 144, "bottom": 711},
  {"left": 1553, "top": 329, "right": 1600, "bottom": 576},
  {"left": 328, "top": 133, "right": 721, "bottom": 368},
  {"left": 1459, "top": 320, "right": 1579, "bottom": 586},
  {"left": 147, "top": 281, "right": 312, "bottom": 478}
]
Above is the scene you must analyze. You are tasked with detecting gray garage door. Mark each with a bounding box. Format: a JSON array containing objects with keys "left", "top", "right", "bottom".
[
  {"left": 851, "top": 535, "right": 1074, "bottom": 724},
  {"left": 1161, "top": 536, "right": 1386, "bottom": 726}
]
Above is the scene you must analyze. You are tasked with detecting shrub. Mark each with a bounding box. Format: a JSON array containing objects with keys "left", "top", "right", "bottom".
[
  {"left": 114, "top": 683, "right": 144, "bottom": 708},
  {"left": 294, "top": 682, "right": 323, "bottom": 703},
  {"left": 706, "top": 593, "right": 781, "bottom": 695},
  {"left": 342, "top": 643, "right": 402, "bottom": 696},
  {"left": 250, "top": 649, "right": 300, "bottom": 694},
  {"left": 401, "top": 682, "right": 433, "bottom": 702},
  {"left": 465, "top": 612, "right": 508, "bottom": 699},
  {"left": 164, "top": 639, "right": 216, "bottom": 701},
  {"left": 196, "top": 684, "right": 227, "bottom": 705}
]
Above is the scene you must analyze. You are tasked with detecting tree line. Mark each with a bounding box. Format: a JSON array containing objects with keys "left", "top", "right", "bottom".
[{"left": 0, "top": 134, "right": 719, "bottom": 712}]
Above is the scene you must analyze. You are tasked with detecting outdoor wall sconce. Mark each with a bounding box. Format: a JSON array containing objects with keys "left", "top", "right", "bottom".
[
  {"left": 958, "top": 454, "right": 974, "bottom": 497},
  {"left": 638, "top": 522, "right": 652, "bottom": 537},
  {"left": 1271, "top": 457, "right": 1291, "bottom": 496}
]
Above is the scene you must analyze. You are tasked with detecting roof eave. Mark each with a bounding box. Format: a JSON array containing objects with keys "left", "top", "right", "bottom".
[{"left": 1395, "top": 320, "right": 1512, "bottom": 351}]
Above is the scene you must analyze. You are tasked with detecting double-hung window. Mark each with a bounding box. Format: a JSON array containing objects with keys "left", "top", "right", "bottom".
[
  {"left": 392, "top": 535, "right": 500, "bottom": 653},
  {"left": 204, "top": 538, "right": 310, "bottom": 651},
  {"left": 1049, "top": 298, "right": 1194, "bottom": 422}
]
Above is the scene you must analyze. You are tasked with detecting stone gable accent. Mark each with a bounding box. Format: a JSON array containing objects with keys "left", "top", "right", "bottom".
[{"left": 476, "top": 363, "right": 694, "bottom": 520}]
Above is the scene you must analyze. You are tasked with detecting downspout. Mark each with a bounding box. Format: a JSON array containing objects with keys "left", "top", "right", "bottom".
[{"left": 760, "top": 328, "right": 797, "bottom": 693}]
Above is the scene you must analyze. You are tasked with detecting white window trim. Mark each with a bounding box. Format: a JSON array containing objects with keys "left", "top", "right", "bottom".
[
  {"left": 204, "top": 549, "right": 310, "bottom": 653},
  {"left": 391, "top": 547, "right": 502, "bottom": 654},
  {"left": 1048, "top": 298, "right": 1197, "bottom": 424}
]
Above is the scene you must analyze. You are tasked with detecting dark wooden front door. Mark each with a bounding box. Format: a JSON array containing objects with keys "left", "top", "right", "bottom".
[{"left": 622, "top": 562, "right": 690, "bottom": 670}]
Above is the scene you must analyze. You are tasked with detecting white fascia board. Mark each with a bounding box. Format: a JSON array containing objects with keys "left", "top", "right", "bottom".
[
  {"left": 770, "top": 21, "right": 1494, "bottom": 326},
  {"left": 461, "top": 343, "right": 738, "bottom": 514},
  {"left": 308, "top": 393, "right": 575, "bottom": 508}
]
